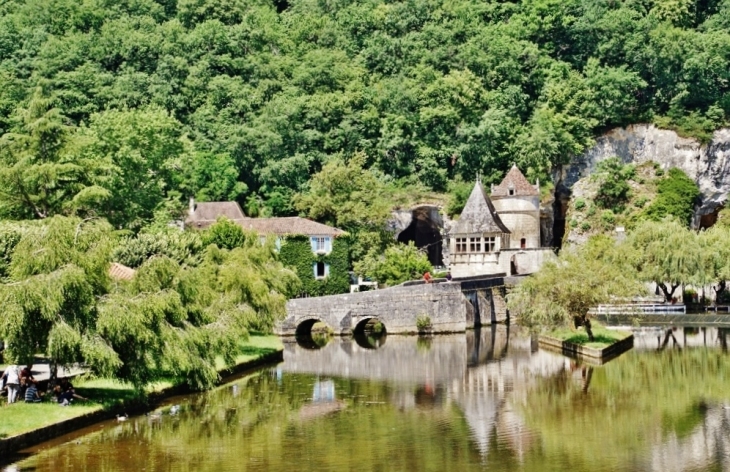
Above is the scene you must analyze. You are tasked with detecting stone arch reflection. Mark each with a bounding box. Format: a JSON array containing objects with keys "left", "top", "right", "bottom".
[
  {"left": 295, "top": 318, "right": 332, "bottom": 350},
  {"left": 353, "top": 317, "right": 387, "bottom": 349}
]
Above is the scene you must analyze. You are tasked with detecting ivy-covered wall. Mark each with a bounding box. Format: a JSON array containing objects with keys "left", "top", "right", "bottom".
[{"left": 279, "top": 235, "right": 350, "bottom": 297}]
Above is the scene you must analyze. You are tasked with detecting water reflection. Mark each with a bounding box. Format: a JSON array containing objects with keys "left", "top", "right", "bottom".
[
  {"left": 628, "top": 325, "right": 730, "bottom": 351},
  {"left": 8, "top": 326, "right": 730, "bottom": 472}
]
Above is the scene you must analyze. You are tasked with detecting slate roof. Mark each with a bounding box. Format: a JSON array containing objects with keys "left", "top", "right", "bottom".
[
  {"left": 450, "top": 181, "right": 511, "bottom": 234},
  {"left": 186, "top": 201, "right": 246, "bottom": 228},
  {"left": 491, "top": 165, "right": 539, "bottom": 197},
  {"left": 239, "top": 217, "right": 345, "bottom": 237},
  {"left": 109, "top": 262, "right": 136, "bottom": 281}
]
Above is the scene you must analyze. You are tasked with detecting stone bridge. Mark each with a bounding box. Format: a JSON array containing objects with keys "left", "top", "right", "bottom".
[{"left": 276, "top": 276, "right": 517, "bottom": 336}]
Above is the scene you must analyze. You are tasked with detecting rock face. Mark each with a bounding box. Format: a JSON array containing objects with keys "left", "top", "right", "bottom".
[{"left": 554, "top": 124, "right": 730, "bottom": 227}]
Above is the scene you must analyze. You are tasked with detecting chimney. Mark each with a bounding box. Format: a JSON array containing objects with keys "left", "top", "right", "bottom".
[{"left": 189, "top": 197, "right": 195, "bottom": 216}]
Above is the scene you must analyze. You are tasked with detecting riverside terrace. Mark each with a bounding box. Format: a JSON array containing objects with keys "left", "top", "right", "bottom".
[{"left": 276, "top": 275, "right": 521, "bottom": 336}]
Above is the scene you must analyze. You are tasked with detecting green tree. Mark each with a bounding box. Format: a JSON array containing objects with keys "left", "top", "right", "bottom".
[
  {"left": 354, "top": 242, "right": 432, "bottom": 287},
  {"left": 593, "top": 157, "right": 635, "bottom": 212},
  {"left": 627, "top": 219, "right": 702, "bottom": 301},
  {"left": 0, "top": 217, "right": 115, "bottom": 371},
  {"left": 201, "top": 217, "right": 251, "bottom": 251},
  {"left": 0, "top": 90, "right": 110, "bottom": 220},
  {"left": 87, "top": 107, "right": 185, "bottom": 230},
  {"left": 508, "top": 237, "right": 645, "bottom": 340},
  {"left": 644, "top": 168, "right": 700, "bottom": 225}
]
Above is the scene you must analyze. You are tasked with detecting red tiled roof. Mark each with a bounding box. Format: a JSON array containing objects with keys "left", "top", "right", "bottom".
[
  {"left": 238, "top": 217, "right": 345, "bottom": 237},
  {"left": 109, "top": 262, "right": 136, "bottom": 281},
  {"left": 184, "top": 199, "right": 345, "bottom": 236},
  {"left": 491, "top": 165, "right": 539, "bottom": 197},
  {"left": 186, "top": 201, "right": 246, "bottom": 228}
]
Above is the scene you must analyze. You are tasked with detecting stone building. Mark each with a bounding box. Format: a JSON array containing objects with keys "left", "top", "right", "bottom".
[{"left": 444, "top": 167, "right": 553, "bottom": 278}]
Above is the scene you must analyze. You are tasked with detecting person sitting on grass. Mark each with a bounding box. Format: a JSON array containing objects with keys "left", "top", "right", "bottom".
[
  {"left": 24, "top": 380, "right": 42, "bottom": 403},
  {"left": 53, "top": 385, "right": 87, "bottom": 406},
  {"left": 59, "top": 377, "right": 75, "bottom": 394}
]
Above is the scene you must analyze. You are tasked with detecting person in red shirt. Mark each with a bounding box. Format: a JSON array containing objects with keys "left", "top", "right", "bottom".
[{"left": 423, "top": 272, "right": 432, "bottom": 283}]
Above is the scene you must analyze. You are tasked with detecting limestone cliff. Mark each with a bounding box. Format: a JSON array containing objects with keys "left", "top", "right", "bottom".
[{"left": 553, "top": 124, "right": 730, "bottom": 240}]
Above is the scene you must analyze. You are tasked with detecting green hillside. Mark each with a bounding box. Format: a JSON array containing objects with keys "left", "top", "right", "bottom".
[{"left": 0, "top": 0, "right": 728, "bottom": 226}]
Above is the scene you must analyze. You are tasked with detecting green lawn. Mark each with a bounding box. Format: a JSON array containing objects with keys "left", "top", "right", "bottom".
[
  {"left": 0, "top": 335, "right": 282, "bottom": 439},
  {"left": 548, "top": 324, "right": 631, "bottom": 349}
]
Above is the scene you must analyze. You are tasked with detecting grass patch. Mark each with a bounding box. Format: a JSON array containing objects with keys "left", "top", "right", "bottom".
[
  {"left": 0, "top": 335, "right": 282, "bottom": 439},
  {"left": 0, "top": 401, "right": 100, "bottom": 439},
  {"left": 548, "top": 325, "right": 631, "bottom": 349}
]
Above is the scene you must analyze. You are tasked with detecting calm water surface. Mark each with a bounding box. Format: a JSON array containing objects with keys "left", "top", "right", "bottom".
[{"left": 7, "top": 326, "right": 730, "bottom": 472}]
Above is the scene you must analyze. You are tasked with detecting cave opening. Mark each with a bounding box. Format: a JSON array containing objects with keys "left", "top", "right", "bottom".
[
  {"left": 397, "top": 207, "right": 443, "bottom": 267},
  {"left": 552, "top": 191, "right": 569, "bottom": 250}
]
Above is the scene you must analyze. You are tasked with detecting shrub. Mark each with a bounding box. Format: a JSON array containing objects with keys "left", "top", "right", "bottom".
[
  {"left": 601, "top": 210, "right": 616, "bottom": 228},
  {"left": 416, "top": 314, "right": 432, "bottom": 332},
  {"left": 683, "top": 288, "right": 698, "bottom": 305},
  {"left": 634, "top": 196, "right": 649, "bottom": 208},
  {"left": 594, "top": 158, "right": 635, "bottom": 212},
  {"left": 643, "top": 168, "right": 699, "bottom": 226},
  {"left": 570, "top": 219, "right": 578, "bottom": 228},
  {"left": 587, "top": 205, "right": 596, "bottom": 217},
  {"left": 580, "top": 221, "right": 592, "bottom": 232},
  {"left": 372, "top": 321, "right": 384, "bottom": 334},
  {"left": 574, "top": 198, "right": 586, "bottom": 211}
]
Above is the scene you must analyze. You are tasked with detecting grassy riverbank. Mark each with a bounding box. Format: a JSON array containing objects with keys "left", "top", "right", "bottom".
[
  {"left": 548, "top": 325, "right": 631, "bottom": 349},
  {"left": 0, "top": 335, "right": 282, "bottom": 439}
]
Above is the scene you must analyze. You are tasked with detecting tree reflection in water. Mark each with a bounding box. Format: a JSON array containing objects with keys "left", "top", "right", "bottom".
[{"left": 10, "top": 326, "right": 730, "bottom": 472}]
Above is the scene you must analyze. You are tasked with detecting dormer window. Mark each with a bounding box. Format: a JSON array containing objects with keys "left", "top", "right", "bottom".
[{"left": 508, "top": 187, "right": 515, "bottom": 196}]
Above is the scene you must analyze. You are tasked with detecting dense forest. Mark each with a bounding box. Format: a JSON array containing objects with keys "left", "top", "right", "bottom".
[{"left": 0, "top": 0, "right": 728, "bottom": 227}]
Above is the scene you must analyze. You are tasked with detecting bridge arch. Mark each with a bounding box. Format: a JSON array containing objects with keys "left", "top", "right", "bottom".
[
  {"left": 353, "top": 317, "right": 387, "bottom": 349},
  {"left": 295, "top": 318, "right": 333, "bottom": 349}
]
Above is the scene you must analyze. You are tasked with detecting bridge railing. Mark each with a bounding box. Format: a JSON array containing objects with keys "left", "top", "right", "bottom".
[
  {"left": 590, "top": 303, "right": 687, "bottom": 315},
  {"left": 705, "top": 305, "right": 730, "bottom": 312}
]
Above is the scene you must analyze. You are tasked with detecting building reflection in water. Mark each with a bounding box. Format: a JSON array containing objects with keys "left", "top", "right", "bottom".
[{"left": 281, "top": 326, "right": 568, "bottom": 459}]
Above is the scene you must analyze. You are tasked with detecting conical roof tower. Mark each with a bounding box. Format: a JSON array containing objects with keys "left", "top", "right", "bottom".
[
  {"left": 491, "top": 164, "right": 539, "bottom": 197},
  {"left": 450, "top": 179, "right": 511, "bottom": 234}
]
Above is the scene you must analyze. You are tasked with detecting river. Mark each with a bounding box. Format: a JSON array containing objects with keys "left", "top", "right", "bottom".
[{"left": 6, "top": 325, "right": 730, "bottom": 472}]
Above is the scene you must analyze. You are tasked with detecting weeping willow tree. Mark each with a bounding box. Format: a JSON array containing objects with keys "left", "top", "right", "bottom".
[
  {"left": 627, "top": 219, "right": 704, "bottom": 301},
  {"left": 0, "top": 215, "right": 299, "bottom": 390},
  {"left": 0, "top": 216, "right": 113, "bottom": 371},
  {"left": 508, "top": 236, "right": 645, "bottom": 341},
  {"left": 98, "top": 241, "right": 298, "bottom": 389}
]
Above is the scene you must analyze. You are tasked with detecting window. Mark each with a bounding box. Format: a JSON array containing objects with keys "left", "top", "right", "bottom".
[
  {"left": 485, "top": 237, "right": 496, "bottom": 252},
  {"left": 310, "top": 236, "right": 331, "bottom": 253},
  {"left": 508, "top": 188, "right": 515, "bottom": 196},
  {"left": 520, "top": 238, "right": 526, "bottom": 249},
  {"left": 455, "top": 238, "right": 467, "bottom": 253},
  {"left": 469, "top": 237, "right": 481, "bottom": 252},
  {"left": 313, "top": 262, "right": 329, "bottom": 279}
]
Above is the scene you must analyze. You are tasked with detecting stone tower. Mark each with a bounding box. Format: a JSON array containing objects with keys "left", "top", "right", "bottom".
[{"left": 490, "top": 165, "right": 541, "bottom": 249}]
